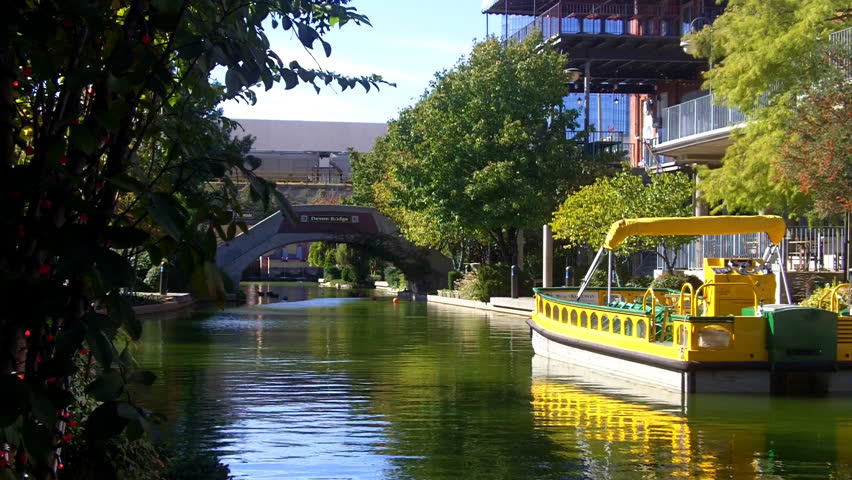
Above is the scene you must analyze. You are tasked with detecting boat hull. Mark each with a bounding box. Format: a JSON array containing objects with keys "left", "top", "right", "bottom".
[{"left": 529, "top": 320, "right": 852, "bottom": 394}]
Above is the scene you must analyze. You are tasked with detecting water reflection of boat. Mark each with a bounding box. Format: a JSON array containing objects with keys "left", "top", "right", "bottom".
[
  {"left": 531, "top": 216, "right": 850, "bottom": 394},
  {"left": 531, "top": 355, "right": 852, "bottom": 479}
]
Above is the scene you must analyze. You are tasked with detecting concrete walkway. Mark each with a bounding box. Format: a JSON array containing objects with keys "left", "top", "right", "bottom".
[
  {"left": 132, "top": 292, "right": 196, "bottom": 316},
  {"left": 425, "top": 295, "right": 534, "bottom": 318}
]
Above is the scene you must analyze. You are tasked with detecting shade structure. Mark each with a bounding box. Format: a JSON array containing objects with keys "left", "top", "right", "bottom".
[{"left": 603, "top": 216, "right": 787, "bottom": 250}]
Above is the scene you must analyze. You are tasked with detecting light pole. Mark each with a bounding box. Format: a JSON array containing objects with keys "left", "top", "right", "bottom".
[{"left": 680, "top": 17, "right": 712, "bottom": 68}]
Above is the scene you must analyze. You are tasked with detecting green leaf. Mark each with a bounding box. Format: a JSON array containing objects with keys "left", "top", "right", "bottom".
[
  {"left": 108, "top": 174, "right": 146, "bottom": 193},
  {"left": 85, "top": 328, "right": 114, "bottom": 369},
  {"left": 21, "top": 420, "right": 52, "bottom": 462},
  {"left": 105, "top": 226, "right": 150, "bottom": 249},
  {"left": 85, "top": 402, "right": 129, "bottom": 443},
  {"left": 146, "top": 192, "right": 185, "bottom": 240},
  {"left": 94, "top": 248, "right": 136, "bottom": 288},
  {"left": 26, "top": 385, "right": 56, "bottom": 427},
  {"left": 280, "top": 68, "right": 298, "bottom": 90},
  {"left": 54, "top": 322, "right": 86, "bottom": 359},
  {"left": 85, "top": 370, "right": 124, "bottom": 402},
  {"left": 69, "top": 125, "right": 97, "bottom": 153},
  {"left": 106, "top": 291, "right": 141, "bottom": 340}
]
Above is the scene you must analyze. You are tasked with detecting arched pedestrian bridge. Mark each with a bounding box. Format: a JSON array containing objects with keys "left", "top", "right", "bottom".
[{"left": 216, "top": 205, "right": 452, "bottom": 293}]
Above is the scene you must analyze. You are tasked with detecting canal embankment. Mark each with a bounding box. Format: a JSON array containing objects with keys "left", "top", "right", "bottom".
[{"left": 425, "top": 294, "right": 534, "bottom": 317}]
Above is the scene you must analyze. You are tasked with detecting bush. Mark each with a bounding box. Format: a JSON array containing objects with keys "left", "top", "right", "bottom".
[
  {"left": 801, "top": 282, "right": 850, "bottom": 311},
  {"left": 651, "top": 273, "right": 702, "bottom": 291},
  {"left": 341, "top": 266, "right": 356, "bottom": 283},
  {"left": 384, "top": 266, "right": 403, "bottom": 289},
  {"left": 145, "top": 265, "right": 162, "bottom": 289},
  {"left": 164, "top": 451, "right": 232, "bottom": 480},
  {"left": 456, "top": 264, "right": 532, "bottom": 302},
  {"left": 625, "top": 275, "right": 654, "bottom": 288},
  {"left": 324, "top": 266, "right": 341, "bottom": 280},
  {"left": 448, "top": 270, "right": 462, "bottom": 290}
]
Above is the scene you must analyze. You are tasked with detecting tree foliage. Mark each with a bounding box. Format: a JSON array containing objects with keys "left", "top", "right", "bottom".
[
  {"left": 551, "top": 170, "right": 695, "bottom": 272},
  {"left": 1, "top": 1, "right": 383, "bottom": 476},
  {"left": 689, "top": 0, "right": 851, "bottom": 215},
  {"left": 357, "top": 33, "right": 599, "bottom": 266},
  {"left": 776, "top": 53, "right": 852, "bottom": 216}
]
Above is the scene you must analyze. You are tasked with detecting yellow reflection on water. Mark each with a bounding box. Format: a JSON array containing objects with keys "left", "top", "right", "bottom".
[{"left": 530, "top": 356, "right": 764, "bottom": 479}]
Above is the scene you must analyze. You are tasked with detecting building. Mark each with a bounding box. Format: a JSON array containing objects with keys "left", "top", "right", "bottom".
[
  {"left": 233, "top": 119, "right": 387, "bottom": 185},
  {"left": 483, "top": 0, "right": 721, "bottom": 167}
]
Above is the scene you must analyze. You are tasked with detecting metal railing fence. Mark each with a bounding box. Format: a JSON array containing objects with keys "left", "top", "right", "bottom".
[
  {"left": 658, "top": 94, "right": 745, "bottom": 143},
  {"left": 656, "top": 227, "right": 848, "bottom": 272}
]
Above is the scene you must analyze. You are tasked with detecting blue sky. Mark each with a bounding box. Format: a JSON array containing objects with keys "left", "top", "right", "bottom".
[{"left": 221, "top": 1, "right": 492, "bottom": 124}]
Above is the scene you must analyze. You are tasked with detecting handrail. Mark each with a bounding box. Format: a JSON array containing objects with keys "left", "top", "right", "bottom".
[
  {"left": 678, "top": 283, "right": 694, "bottom": 316},
  {"left": 693, "top": 281, "right": 759, "bottom": 316},
  {"left": 641, "top": 287, "right": 659, "bottom": 341}
]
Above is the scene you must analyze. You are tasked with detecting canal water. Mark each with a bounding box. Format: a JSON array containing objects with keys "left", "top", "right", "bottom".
[{"left": 138, "top": 282, "right": 852, "bottom": 479}]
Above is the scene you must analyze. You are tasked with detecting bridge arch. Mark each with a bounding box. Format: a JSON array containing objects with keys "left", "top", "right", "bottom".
[{"left": 216, "top": 205, "right": 452, "bottom": 293}]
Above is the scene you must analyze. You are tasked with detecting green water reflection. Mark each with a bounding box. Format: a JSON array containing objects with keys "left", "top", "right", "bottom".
[{"left": 137, "top": 282, "right": 852, "bottom": 479}]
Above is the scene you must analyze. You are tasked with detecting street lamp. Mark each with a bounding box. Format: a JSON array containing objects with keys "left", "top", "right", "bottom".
[
  {"left": 680, "top": 17, "right": 709, "bottom": 57},
  {"left": 564, "top": 67, "right": 582, "bottom": 82}
]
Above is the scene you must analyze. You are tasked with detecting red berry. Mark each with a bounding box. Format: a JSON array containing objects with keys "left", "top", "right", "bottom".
[
  {"left": 46, "top": 377, "right": 56, "bottom": 383},
  {"left": 18, "top": 226, "right": 26, "bottom": 238},
  {"left": 103, "top": 134, "right": 111, "bottom": 143},
  {"left": 41, "top": 199, "right": 52, "bottom": 209},
  {"left": 141, "top": 34, "right": 152, "bottom": 45},
  {"left": 12, "top": 80, "right": 19, "bottom": 87},
  {"left": 80, "top": 348, "right": 88, "bottom": 355},
  {"left": 17, "top": 374, "right": 24, "bottom": 380},
  {"left": 24, "top": 146, "right": 34, "bottom": 155},
  {"left": 95, "top": 181, "right": 104, "bottom": 189},
  {"left": 71, "top": 118, "right": 79, "bottom": 125},
  {"left": 58, "top": 463, "right": 65, "bottom": 470},
  {"left": 22, "top": 66, "right": 32, "bottom": 77},
  {"left": 24, "top": 330, "right": 31, "bottom": 337},
  {"left": 69, "top": 420, "right": 78, "bottom": 427},
  {"left": 59, "top": 156, "right": 69, "bottom": 165},
  {"left": 47, "top": 335, "right": 55, "bottom": 342},
  {"left": 62, "top": 434, "right": 72, "bottom": 442},
  {"left": 39, "top": 264, "right": 51, "bottom": 276},
  {"left": 80, "top": 214, "right": 88, "bottom": 224}
]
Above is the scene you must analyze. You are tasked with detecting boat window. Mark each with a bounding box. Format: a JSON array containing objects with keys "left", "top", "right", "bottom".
[
  {"left": 613, "top": 317, "right": 621, "bottom": 334},
  {"left": 546, "top": 304, "right": 551, "bottom": 319},
  {"left": 581, "top": 312, "right": 588, "bottom": 328},
  {"left": 678, "top": 325, "right": 688, "bottom": 346},
  {"left": 571, "top": 310, "right": 578, "bottom": 326},
  {"left": 590, "top": 313, "right": 598, "bottom": 330},
  {"left": 601, "top": 315, "right": 609, "bottom": 332},
  {"left": 537, "top": 298, "right": 541, "bottom": 312},
  {"left": 637, "top": 320, "right": 646, "bottom": 339},
  {"left": 624, "top": 318, "right": 633, "bottom": 336}
]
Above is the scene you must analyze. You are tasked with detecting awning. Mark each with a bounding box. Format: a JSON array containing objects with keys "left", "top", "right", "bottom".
[{"left": 603, "top": 216, "right": 787, "bottom": 250}]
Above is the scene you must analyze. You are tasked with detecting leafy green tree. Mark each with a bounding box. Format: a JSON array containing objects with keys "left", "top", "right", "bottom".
[
  {"left": 551, "top": 170, "right": 695, "bottom": 272},
  {"left": 373, "top": 33, "right": 595, "bottom": 266},
  {"left": 1, "top": 1, "right": 384, "bottom": 477},
  {"left": 776, "top": 52, "right": 852, "bottom": 216},
  {"left": 688, "top": 0, "right": 851, "bottom": 215}
]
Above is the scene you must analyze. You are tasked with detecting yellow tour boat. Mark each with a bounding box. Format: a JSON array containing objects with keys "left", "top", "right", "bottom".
[{"left": 530, "top": 216, "right": 851, "bottom": 394}]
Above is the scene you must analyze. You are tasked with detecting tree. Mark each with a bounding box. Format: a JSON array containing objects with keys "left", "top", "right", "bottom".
[
  {"left": 776, "top": 51, "right": 852, "bottom": 216},
  {"left": 371, "top": 33, "right": 597, "bottom": 266},
  {"left": 551, "top": 170, "right": 695, "bottom": 272},
  {"left": 688, "top": 0, "right": 851, "bottom": 216},
  {"left": 1, "top": 1, "right": 385, "bottom": 477}
]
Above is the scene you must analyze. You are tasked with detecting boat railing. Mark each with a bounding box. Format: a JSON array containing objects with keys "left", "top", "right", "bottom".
[
  {"left": 678, "top": 283, "right": 695, "bottom": 316},
  {"left": 818, "top": 283, "right": 850, "bottom": 313},
  {"left": 692, "top": 281, "right": 760, "bottom": 316},
  {"left": 534, "top": 288, "right": 761, "bottom": 355}
]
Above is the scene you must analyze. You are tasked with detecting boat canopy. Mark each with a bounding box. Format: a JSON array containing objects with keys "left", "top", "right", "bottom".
[{"left": 603, "top": 216, "right": 787, "bottom": 250}]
